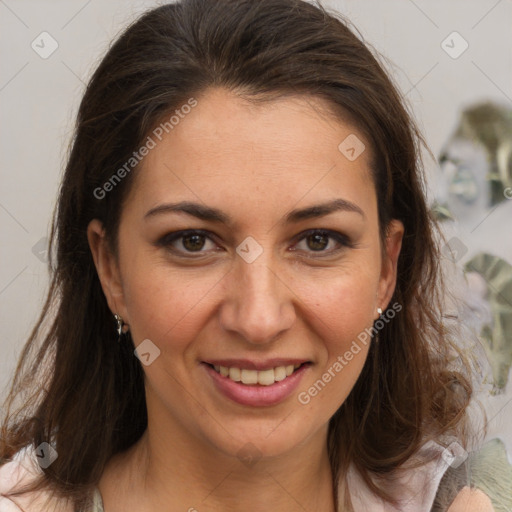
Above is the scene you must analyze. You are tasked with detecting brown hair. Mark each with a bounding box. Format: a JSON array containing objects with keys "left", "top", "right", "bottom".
[{"left": 0, "top": 0, "right": 472, "bottom": 509}]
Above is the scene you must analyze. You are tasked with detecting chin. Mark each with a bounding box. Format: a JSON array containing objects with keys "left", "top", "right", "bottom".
[{"left": 199, "top": 415, "right": 321, "bottom": 462}]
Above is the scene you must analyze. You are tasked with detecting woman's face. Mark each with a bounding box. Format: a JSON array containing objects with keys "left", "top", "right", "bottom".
[{"left": 89, "top": 87, "right": 403, "bottom": 461}]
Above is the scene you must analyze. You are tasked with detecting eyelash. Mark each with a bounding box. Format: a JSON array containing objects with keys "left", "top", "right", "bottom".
[{"left": 156, "top": 228, "right": 354, "bottom": 258}]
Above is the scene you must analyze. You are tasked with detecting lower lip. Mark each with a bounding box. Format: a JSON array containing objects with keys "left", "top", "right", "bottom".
[{"left": 202, "top": 363, "right": 310, "bottom": 407}]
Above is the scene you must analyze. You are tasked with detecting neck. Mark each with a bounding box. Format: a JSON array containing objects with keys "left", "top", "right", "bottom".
[{"left": 99, "top": 412, "right": 337, "bottom": 512}]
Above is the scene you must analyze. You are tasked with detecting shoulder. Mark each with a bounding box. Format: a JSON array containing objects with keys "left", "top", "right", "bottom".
[
  {"left": 0, "top": 496, "right": 23, "bottom": 511},
  {"left": 436, "top": 438, "right": 512, "bottom": 511},
  {"left": 345, "top": 440, "right": 451, "bottom": 511},
  {"left": 344, "top": 439, "right": 507, "bottom": 512},
  {"left": 447, "top": 487, "right": 494, "bottom": 512},
  {"left": 0, "top": 448, "right": 33, "bottom": 511},
  {"left": 0, "top": 448, "right": 73, "bottom": 512}
]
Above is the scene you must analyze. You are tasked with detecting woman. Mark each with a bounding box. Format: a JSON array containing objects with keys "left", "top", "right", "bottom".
[{"left": 0, "top": 0, "right": 498, "bottom": 510}]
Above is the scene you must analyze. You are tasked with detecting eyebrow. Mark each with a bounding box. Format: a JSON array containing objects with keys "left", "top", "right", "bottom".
[{"left": 144, "top": 198, "right": 365, "bottom": 224}]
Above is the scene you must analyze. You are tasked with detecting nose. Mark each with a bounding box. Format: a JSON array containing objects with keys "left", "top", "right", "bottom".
[{"left": 218, "top": 257, "right": 296, "bottom": 345}]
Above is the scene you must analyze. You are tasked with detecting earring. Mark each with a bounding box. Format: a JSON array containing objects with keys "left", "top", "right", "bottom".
[
  {"left": 377, "top": 307, "right": 383, "bottom": 315},
  {"left": 114, "top": 314, "right": 129, "bottom": 341}
]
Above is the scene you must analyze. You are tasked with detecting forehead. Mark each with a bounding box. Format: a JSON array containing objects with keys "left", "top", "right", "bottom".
[{"left": 126, "top": 88, "right": 376, "bottom": 220}]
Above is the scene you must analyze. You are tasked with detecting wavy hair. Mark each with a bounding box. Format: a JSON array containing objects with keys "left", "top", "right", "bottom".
[{"left": 1, "top": 0, "right": 472, "bottom": 510}]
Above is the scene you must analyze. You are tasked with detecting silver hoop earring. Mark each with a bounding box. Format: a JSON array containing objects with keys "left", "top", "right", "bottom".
[{"left": 114, "top": 314, "right": 129, "bottom": 341}]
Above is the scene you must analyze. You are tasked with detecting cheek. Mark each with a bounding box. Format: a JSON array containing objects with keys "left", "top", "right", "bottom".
[
  {"left": 121, "top": 257, "right": 222, "bottom": 348},
  {"left": 296, "top": 264, "right": 380, "bottom": 342},
  {"left": 292, "top": 263, "right": 378, "bottom": 397},
  {"left": 294, "top": 272, "right": 376, "bottom": 412}
]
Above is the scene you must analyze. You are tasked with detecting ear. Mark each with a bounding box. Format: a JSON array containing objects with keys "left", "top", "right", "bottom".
[
  {"left": 87, "top": 219, "right": 129, "bottom": 322},
  {"left": 375, "top": 219, "right": 404, "bottom": 319}
]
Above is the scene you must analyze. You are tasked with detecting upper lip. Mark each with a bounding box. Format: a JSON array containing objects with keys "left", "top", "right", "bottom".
[{"left": 203, "top": 358, "right": 311, "bottom": 371}]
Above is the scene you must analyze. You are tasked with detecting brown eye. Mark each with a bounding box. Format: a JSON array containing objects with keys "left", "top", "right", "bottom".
[
  {"left": 306, "top": 232, "right": 329, "bottom": 251},
  {"left": 293, "top": 229, "right": 353, "bottom": 256},
  {"left": 157, "top": 229, "right": 218, "bottom": 256},
  {"left": 182, "top": 233, "right": 206, "bottom": 251}
]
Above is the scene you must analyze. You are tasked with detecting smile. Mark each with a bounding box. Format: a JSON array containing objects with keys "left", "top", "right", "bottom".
[
  {"left": 210, "top": 363, "right": 303, "bottom": 386},
  {"left": 202, "top": 360, "right": 311, "bottom": 407}
]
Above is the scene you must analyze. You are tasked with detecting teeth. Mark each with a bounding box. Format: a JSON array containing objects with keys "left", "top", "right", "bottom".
[
  {"left": 213, "top": 363, "right": 304, "bottom": 386},
  {"left": 274, "top": 366, "right": 287, "bottom": 381},
  {"left": 257, "top": 369, "right": 275, "bottom": 386},
  {"left": 241, "top": 369, "right": 258, "bottom": 385},
  {"left": 229, "top": 367, "right": 241, "bottom": 382}
]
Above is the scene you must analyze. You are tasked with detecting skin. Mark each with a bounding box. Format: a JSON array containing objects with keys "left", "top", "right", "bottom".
[
  {"left": 88, "top": 87, "right": 404, "bottom": 512},
  {"left": 447, "top": 488, "right": 495, "bottom": 512}
]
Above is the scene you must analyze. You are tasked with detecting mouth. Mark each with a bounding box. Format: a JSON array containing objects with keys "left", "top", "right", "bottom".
[
  {"left": 201, "top": 360, "right": 312, "bottom": 407},
  {"left": 203, "top": 362, "right": 310, "bottom": 386}
]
